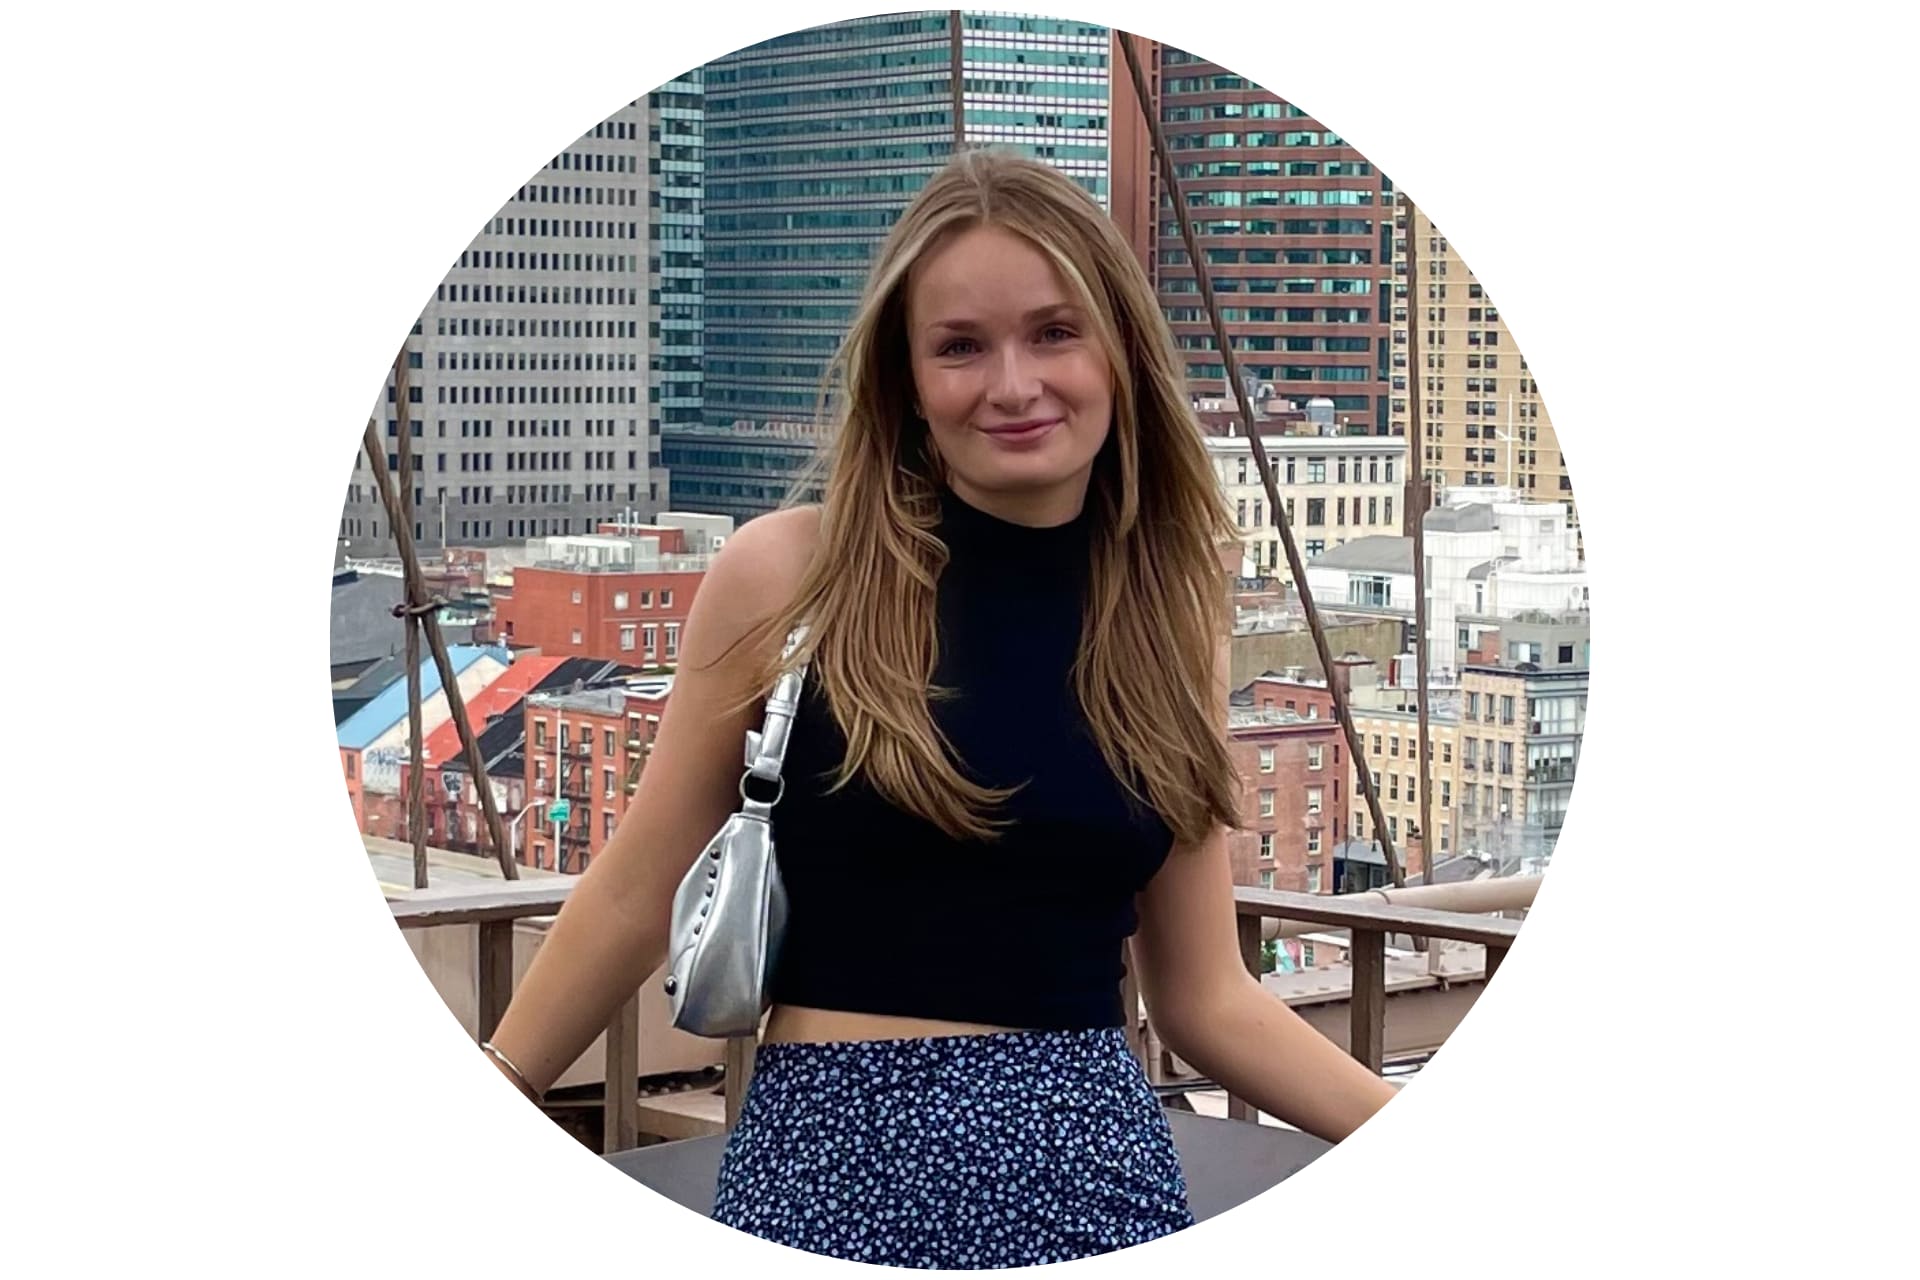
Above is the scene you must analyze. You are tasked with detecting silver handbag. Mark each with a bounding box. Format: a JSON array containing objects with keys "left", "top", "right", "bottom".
[{"left": 663, "top": 626, "right": 809, "bottom": 1038}]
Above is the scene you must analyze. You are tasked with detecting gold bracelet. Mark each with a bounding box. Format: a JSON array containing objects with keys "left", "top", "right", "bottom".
[{"left": 480, "top": 1040, "right": 540, "bottom": 1100}]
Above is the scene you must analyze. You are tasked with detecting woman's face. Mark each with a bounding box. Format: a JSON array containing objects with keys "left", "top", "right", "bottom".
[{"left": 904, "top": 223, "right": 1114, "bottom": 526}]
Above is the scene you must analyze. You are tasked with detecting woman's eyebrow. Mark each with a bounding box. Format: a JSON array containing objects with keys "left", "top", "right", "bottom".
[{"left": 924, "top": 303, "right": 1082, "bottom": 333}]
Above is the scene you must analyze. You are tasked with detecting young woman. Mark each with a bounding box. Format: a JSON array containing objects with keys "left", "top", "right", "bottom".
[{"left": 482, "top": 149, "right": 1396, "bottom": 1268}]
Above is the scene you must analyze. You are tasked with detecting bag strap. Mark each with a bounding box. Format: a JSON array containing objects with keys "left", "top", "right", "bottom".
[{"left": 744, "top": 625, "right": 809, "bottom": 787}]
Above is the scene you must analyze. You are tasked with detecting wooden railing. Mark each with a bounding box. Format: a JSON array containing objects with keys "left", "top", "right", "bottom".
[
  {"left": 390, "top": 879, "right": 1523, "bottom": 1151},
  {"left": 1221, "top": 886, "right": 1522, "bottom": 1120}
]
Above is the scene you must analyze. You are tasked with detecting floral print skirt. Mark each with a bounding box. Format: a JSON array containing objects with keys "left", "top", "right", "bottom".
[{"left": 709, "top": 1026, "right": 1194, "bottom": 1269}]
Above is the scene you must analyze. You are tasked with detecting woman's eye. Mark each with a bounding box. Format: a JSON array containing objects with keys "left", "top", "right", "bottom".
[
  {"left": 1039, "top": 325, "right": 1075, "bottom": 343},
  {"left": 938, "top": 339, "right": 977, "bottom": 357}
]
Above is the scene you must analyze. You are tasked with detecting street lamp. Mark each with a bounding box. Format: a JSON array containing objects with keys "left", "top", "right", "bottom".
[{"left": 507, "top": 800, "right": 540, "bottom": 867}]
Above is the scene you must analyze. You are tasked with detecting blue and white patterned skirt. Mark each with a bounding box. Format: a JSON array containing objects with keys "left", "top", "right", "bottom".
[{"left": 710, "top": 1026, "right": 1194, "bottom": 1269}]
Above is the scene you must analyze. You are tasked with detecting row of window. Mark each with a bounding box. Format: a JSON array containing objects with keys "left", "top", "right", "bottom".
[
  {"left": 435, "top": 384, "right": 639, "bottom": 406},
  {"left": 1237, "top": 493, "right": 1395, "bottom": 529},
  {"left": 513, "top": 183, "right": 638, "bottom": 208},
  {"left": 1164, "top": 276, "right": 1374, "bottom": 295},
  {"left": 1161, "top": 101, "right": 1305, "bottom": 121},
  {"left": 1168, "top": 129, "right": 1348, "bottom": 149},
  {"left": 436, "top": 351, "right": 638, "bottom": 374},
  {"left": 709, "top": 43, "right": 1105, "bottom": 88},
  {"left": 1225, "top": 455, "right": 1398, "bottom": 486},
  {"left": 437, "top": 317, "right": 641, "bottom": 339},
  {"left": 712, "top": 74, "right": 1109, "bottom": 117},
  {"left": 1179, "top": 188, "right": 1376, "bottom": 210},
  {"left": 1166, "top": 247, "right": 1375, "bottom": 267},
  {"left": 1180, "top": 334, "right": 1371, "bottom": 353},
  {"left": 1160, "top": 217, "right": 1375, "bottom": 237},
  {"left": 1186, "top": 363, "right": 1372, "bottom": 382},
  {"left": 1174, "top": 159, "right": 1372, "bottom": 179},
  {"left": 710, "top": 108, "right": 1108, "bottom": 144},
  {"left": 1165, "top": 306, "right": 1371, "bottom": 324}
]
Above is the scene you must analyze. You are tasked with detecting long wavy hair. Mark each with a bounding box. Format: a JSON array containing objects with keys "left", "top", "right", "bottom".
[{"left": 733, "top": 148, "right": 1241, "bottom": 850}]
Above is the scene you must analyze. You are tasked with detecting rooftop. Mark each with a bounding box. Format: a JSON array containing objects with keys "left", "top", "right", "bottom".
[
  {"left": 1308, "top": 536, "right": 1413, "bottom": 575},
  {"left": 1424, "top": 503, "right": 1499, "bottom": 533},
  {"left": 336, "top": 645, "right": 511, "bottom": 751}
]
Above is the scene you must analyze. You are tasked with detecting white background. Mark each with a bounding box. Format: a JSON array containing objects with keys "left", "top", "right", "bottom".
[{"left": 4, "top": 1, "right": 1912, "bottom": 1273}]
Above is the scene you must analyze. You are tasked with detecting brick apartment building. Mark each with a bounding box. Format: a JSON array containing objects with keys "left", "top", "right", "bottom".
[
  {"left": 495, "top": 565, "right": 703, "bottom": 667},
  {"left": 522, "top": 683, "right": 669, "bottom": 873}
]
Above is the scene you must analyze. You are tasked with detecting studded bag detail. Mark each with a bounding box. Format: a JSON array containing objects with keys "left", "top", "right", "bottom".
[{"left": 663, "top": 626, "right": 808, "bottom": 1038}]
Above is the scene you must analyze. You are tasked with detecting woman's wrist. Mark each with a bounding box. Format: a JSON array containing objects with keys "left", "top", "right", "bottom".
[{"left": 480, "top": 1040, "right": 542, "bottom": 1102}]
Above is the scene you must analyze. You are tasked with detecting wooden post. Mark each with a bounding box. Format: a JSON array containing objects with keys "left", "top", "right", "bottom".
[
  {"left": 724, "top": 1034, "right": 757, "bottom": 1130},
  {"left": 1349, "top": 928, "right": 1386, "bottom": 1074},
  {"left": 602, "top": 992, "right": 639, "bottom": 1154},
  {"left": 1484, "top": 940, "right": 1509, "bottom": 982},
  {"left": 475, "top": 921, "right": 513, "bottom": 1043},
  {"left": 1227, "top": 914, "right": 1265, "bottom": 1121},
  {"left": 1120, "top": 940, "right": 1146, "bottom": 1069}
]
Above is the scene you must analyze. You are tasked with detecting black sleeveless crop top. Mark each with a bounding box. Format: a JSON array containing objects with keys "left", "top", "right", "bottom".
[{"left": 767, "top": 484, "right": 1177, "bottom": 1030}]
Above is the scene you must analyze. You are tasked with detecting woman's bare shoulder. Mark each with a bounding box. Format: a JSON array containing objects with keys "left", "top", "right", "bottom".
[{"left": 682, "top": 504, "right": 824, "bottom": 656}]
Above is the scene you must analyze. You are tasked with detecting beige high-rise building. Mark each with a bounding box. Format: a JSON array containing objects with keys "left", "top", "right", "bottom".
[
  {"left": 1348, "top": 704, "right": 1462, "bottom": 865},
  {"left": 1386, "top": 200, "right": 1576, "bottom": 542}
]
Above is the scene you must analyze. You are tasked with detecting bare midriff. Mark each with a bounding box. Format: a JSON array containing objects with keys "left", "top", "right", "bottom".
[{"left": 762, "top": 1004, "right": 1023, "bottom": 1045}]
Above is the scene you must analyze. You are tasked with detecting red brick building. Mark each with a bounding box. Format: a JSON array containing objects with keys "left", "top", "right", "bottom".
[
  {"left": 495, "top": 566, "right": 703, "bottom": 666},
  {"left": 522, "top": 684, "right": 669, "bottom": 873},
  {"left": 1227, "top": 707, "right": 1343, "bottom": 895}
]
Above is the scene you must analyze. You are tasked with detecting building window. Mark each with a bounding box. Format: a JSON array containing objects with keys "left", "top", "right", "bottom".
[
  {"left": 643, "top": 624, "right": 657, "bottom": 656},
  {"left": 1389, "top": 735, "right": 1400, "bottom": 758},
  {"left": 570, "top": 629, "right": 583, "bottom": 645},
  {"left": 1306, "top": 827, "right": 1321, "bottom": 854},
  {"left": 639, "top": 590, "right": 653, "bottom": 607},
  {"left": 1258, "top": 746, "right": 1276, "bottom": 773},
  {"left": 1259, "top": 869, "right": 1275, "bottom": 889},
  {"left": 604, "top": 729, "right": 616, "bottom": 756},
  {"left": 619, "top": 624, "right": 636, "bottom": 651},
  {"left": 1307, "top": 744, "right": 1324, "bottom": 771},
  {"left": 665, "top": 623, "right": 680, "bottom": 659},
  {"left": 603, "top": 767, "right": 616, "bottom": 799},
  {"left": 571, "top": 589, "right": 583, "bottom": 605},
  {"left": 1259, "top": 831, "right": 1274, "bottom": 860},
  {"left": 1440, "top": 823, "right": 1450, "bottom": 852},
  {"left": 1348, "top": 575, "right": 1392, "bottom": 608},
  {"left": 1305, "top": 865, "right": 1322, "bottom": 895},
  {"left": 1306, "top": 786, "right": 1323, "bottom": 815},
  {"left": 1441, "top": 780, "right": 1452, "bottom": 808},
  {"left": 604, "top": 812, "right": 617, "bottom": 841},
  {"left": 1500, "top": 695, "right": 1516, "bottom": 725},
  {"left": 1307, "top": 459, "right": 1326, "bottom": 484},
  {"left": 533, "top": 719, "right": 547, "bottom": 748},
  {"left": 1306, "top": 498, "right": 1326, "bottom": 526},
  {"left": 1259, "top": 789, "right": 1276, "bottom": 818},
  {"left": 661, "top": 589, "right": 674, "bottom": 608},
  {"left": 614, "top": 591, "right": 629, "bottom": 610}
]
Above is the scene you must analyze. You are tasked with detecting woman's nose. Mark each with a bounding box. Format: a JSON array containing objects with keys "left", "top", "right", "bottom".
[{"left": 986, "top": 347, "right": 1040, "bottom": 408}]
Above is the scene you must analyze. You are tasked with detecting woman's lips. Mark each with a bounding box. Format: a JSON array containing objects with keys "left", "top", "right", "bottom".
[{"left": 979, "top": 417, "right": 1062, "bottom": 445}]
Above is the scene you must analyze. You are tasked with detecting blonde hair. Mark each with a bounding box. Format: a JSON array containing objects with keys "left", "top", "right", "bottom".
[{"left": 736, "top": 148, "right": 1241, "bottom": 849}]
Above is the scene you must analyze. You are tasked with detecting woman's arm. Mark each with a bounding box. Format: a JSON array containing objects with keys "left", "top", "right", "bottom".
[
  {"left": 1131, "top": 824, "right": 1396, "bottom": 1142},
  {"left": 1129, "top": 633, "right": 1397, "bottom": 1143},
  {"left": 478, "top": 506, "right": 819, "bottom": 1097}
]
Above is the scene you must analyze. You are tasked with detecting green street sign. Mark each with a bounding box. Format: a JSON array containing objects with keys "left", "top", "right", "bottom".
[{"left": 548, "top": 800, "right": 571, "bottom": 824}]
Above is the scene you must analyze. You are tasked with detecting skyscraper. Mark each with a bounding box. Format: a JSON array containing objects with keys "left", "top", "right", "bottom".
[
  {"left": 670, "top": 11, "right": 1115, "bottom": 521},
  {"left": 1144, "top": 44, "right": 1396, "bottom": 437},
  {"left": 341, "top": 100, "right": 655, "bottom": 555},
  {"left": 1390, "top": 205, "right": 1573, "bottom": 533}
]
